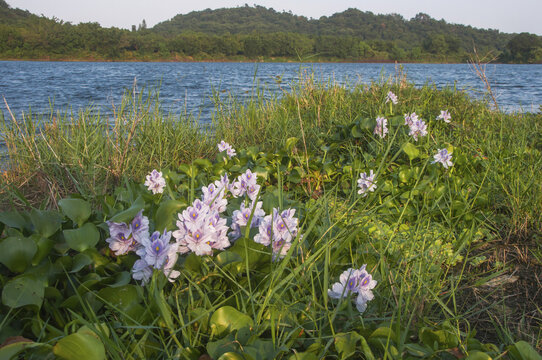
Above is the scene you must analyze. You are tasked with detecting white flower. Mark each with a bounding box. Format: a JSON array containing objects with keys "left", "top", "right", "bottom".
[
  {"left": 408, "top": 119, "right": 428, "bottom": 141},
  {"left": 357, "top": 170, "right": 377, "bottom": 196},
  {"left": 328, "top": 265, "right": 377, "bottom": 313},
  {"left": 437, "top": 110, "right": 451, "bottom": 123},
  {"left": 374, "top": 117, "right": 388, "bottom": 139},
  {"left": 218, "top": 140, "right": 236, "bottom": 158},
  {"left": 144, "top": 169, "right": 166, "bottom": 194},
  {"left": 432, "top": 148, "right": 453, "bottom": 168},
  {"left": 385, "top": 91, "right": 398, "bottom": 105}
]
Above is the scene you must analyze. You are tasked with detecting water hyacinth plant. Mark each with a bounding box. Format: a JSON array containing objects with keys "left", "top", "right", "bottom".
[
  {"left": 437, "top": 109, "right": 452, "bottom": 123},
  {"left": 144, "top": 169, "right": 166, "bottom": 194},
  {"left": 328, "top": 265, "right": 377, "bottom": 313},
  {"left": 433, "top": 148, "right": 454, "bottom": 168},
  {"left": 357, "top": 170, "right": 377, "bottom": 196},
  {"left": 385, "top": 90, "right": 398, "bottom": 105},
  {"left": 217, "top": 140, "right": 237, "bottom": 158},
  {"left": 374, "top": 116, "right": 388, "bottom": 139}
]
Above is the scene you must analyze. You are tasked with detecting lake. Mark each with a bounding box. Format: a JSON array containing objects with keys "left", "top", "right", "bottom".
[{"left": 0, "top": 61, "right": 541, "bottom": 123}]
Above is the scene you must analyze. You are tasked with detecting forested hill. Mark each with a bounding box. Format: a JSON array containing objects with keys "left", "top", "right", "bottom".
[
  {"left": 153, "top": 6, "right": 507, "bottom": 53},
  {"left": 1, "top": 1, "right": 541, "bottom": 63}
]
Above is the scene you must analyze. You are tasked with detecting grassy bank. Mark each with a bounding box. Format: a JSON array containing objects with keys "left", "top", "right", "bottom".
[{"left": 0, "top": 74, "right": 541, "bottom": 358}]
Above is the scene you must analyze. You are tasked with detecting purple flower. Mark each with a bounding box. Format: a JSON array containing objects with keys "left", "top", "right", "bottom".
[
  {"left": 374, "top": 117, "right": 388, "bottom": 139},
  {"left": 144, "top": 169, "right": 166, "bottom": 194},
  {"left": 437, "top": 110, "right": 451, "bottom": 123},
  {"left": 218, "top": 140, "right": 236, "bottom": 158},
  {"left": 231, "top": 169, "right": 259, "bottom": 199},
  {"left": 254, "top": 208, "right": 300, "bottom": 260},
  {"left": 230, "top": 201, "right": 265, "bottom": 240},
  {"left": 132, "top": 259, "right": 152, "bottom": 284},
  {"left": 408, "top": 119, "right": 428, "bottom": 141},
  {"left": 329, "top": 265, "right": 377, "bottom": 313},
  {"left": 432, "top": 148, "right": 453, "bottom": 168},
  {"left": 131, "top": 210, "right": 149, "bottom": 243},
  {"left": 404, "top": 112, "right": 419, "bottom": 127},
  {"left": 106, "top": 211, "right": 150, "bottom": 256},
  {"left": 385, "top": 91, "right": 398, "bottom": 105},
  {"left": 357, "top": 170, "right": 377, "bottom": 196},
  {"left": 138, "top": 230, "right": 172, "bottom": 269}
]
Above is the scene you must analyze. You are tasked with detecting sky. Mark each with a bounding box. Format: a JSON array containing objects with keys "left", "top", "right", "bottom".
[{"left": 7, "top": 0, "right": 542, "bottom": 35}]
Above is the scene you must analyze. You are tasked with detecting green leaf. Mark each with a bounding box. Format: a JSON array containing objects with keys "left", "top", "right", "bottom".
[
  {"left": 70, "top": 253, "right": 93, "bottom": 273},
  {"left": 288, "top": 168, "right": 302, "bottom": 184},
  {"left": 155, "top": 200, "right": 186, "bottom": 232},
  {"left": 53, "top": 328, "right": 106, "bottom": 360},
  {"left": 32, "top": 235, "right": 54, "bottom": 266},
  {"left": 30, "top": 209, "right": 62, "bottom": 238},
  {"left": 218, "top": 353, "right": 247, "bottom": 360},
  {"left": 0, "top": 339, "right": 42, "bottom": 360},
  {"left": 0, "top": 211, "right": 29, "bottom": 230},
  {"left": 98, "top": 284, "right": 140, "bottom": 312},
  {"left": 2, "top": 274, "right": 44, "bottom": 309},
  {"left": 243, "top": 339, "right": 281, "bottom": 360},
  {"left": 193, "top": 158, "right": 213, "bottom": 170},
  {"left": 507, "top": 341, "right": 542, "bottom": 360},
  {"left": 285, "top": 137, "right": 299, "bottom": 151},
  {"left": 351, "top": 124, "right": 364, "bottom": 138},
  {"left": 402, "top": 142, "right": 420, "bottom": 161},
  {"left": 207, "top": 333, "right": 238, "bottom": 359},
  {"left": 59, "top": 198, "right": 92, "bottom": 227},
  {"left": 464, "top": 350, "right": 493, "bottom": 360},
  {"left": 0, "top": 236, "right": 37, "bottom": 273},
  {"left": 63, "top": 223, "right": 100, "bottom": 252},
  {"left": 210, "top": 306, "right": 253, "bottom": 337},
  {"left": 335, "top": 332, "right": 362, "bottom": 359},
  {"left": 108, "top": 196, "right": 145, "bottom": 223}
]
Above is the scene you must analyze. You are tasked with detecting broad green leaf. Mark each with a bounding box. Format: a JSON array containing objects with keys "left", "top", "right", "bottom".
[
  {"left": 108, "top": 196, "right": 145, "bottom": 223},
  {"left": 32, "top": 235, "right": 54, "bottom": 266},
  {"left": 2, "top": 274, "right": 44, "bottom": 309},
  {"left": 351, "top": 124, "right": 364, "bottom": 138},
  {"left": 359, "top": 336, "right": 375, "bottom": 360},
  {"left": 335, "top": 332, "right": 362, "bottom": 360},
  {"left": 106, "top": 271, "right": 131, "bottom": 287},
  {"left": 402, "top": 142, "right": 420, "bottom": 161},
  {"left": 0, "top": 339, "right": 41, "bottom": 360},
  {"left": 59, "top": 198, "right": 92, "bottom": 227},
  {"left": 243, "top": 339, "right": 280, "bottom": 360},
  {"left": 98, "top": 284, "right": 140, "bottom": 312},
  {"left": 507, "top": 341, "right": 542, "bottom": 360},
  {"left": 0, "top": 211, "right": 29, "bottom": 230},
  {"left": 0, "top": 236, "right": 37, "bottom": 273},
  {"left": 287, "top": 352, "right": 318, "bottom": 360},
  {"left": 218, "top": 353, "right": 247, "bottom": 360},
  {"left": 288, "top": 168, "right": 302, "bottom": 184},
  {"left": 285, "top": 137, "right": 299, "bottom": 151},
  {"left": 63, "top": 223, "right": 100, "bottom": 252},
  {"left": 30, "top": 209, "right": 62, "bottom": 238},
  {"left": 207, "top": 333, "right": 238, "bottom": 359},
  {"left": 464, "top": 350, "right": 493, "bottom": 360},
  {"left": 155, "top": 199, "right": 186, "bottom": 232},
  {"left": 53, "top": 328, "right": 106, "bottom": 360},
  {"left": 193, "top": 158, "right": 213, "bottom": 169},
  {"left": 70, "top": 253, "right": 93, "bottom": 273},
  {"left": 210, "top": 306, "right": 253, "bottom": 337}
]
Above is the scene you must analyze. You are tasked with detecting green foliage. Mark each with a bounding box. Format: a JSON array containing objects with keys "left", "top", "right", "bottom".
[{"left": 1, "top": 2, "right": 538, "bottom": 62}]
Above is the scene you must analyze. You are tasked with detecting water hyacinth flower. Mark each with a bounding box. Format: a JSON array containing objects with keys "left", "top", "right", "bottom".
[
  {"left": 254, "top": 208, "right": 300, "bottom": 260},
  {"left": 328, "top": 265, "right": 377, "bottom": 313},
  {"left": 137, "top": 230, "right": 173, "bottom": 269},
  {"left": 374, "top": 117, "right": 388, "bottom": 139},
  {"left": 357, "top": 170, "right": 377, "bottom": 196},
  {"left": 437, "top": 110, "right": 451, "bottom": 123},
  {"left": 132, "top": 259, "right": 153, "bottom": 284},
  {"left": 230, "top": 200, "right": 265, "bottom": 240},
  {"left": 145, "top": 169, "right": 166, "bottom": 194},
  {"left": 218, "top": 140, "right": 236, "bottom": 158},
  {"left": 408, "top": 119, "right": 428, "bottom": 141},
  {"left": 385, "top": 91, "right": 398, "bottom": 105},
  {"left": 404, "top": 112, "right": 419, "bottom": 127},
  {"left": 231, "top": 169, "right": 260, "bottom": 201},
  {"left": 432, "top": 148, "right": 453, "bottom": 168},
  {"left": 105, "top": 210, "right": 149, "bottom": 256}
]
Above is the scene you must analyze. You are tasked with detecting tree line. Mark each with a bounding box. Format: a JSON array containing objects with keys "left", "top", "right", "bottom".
[{"left": 0, "top": 1, "right": 540, "bottom": 63}]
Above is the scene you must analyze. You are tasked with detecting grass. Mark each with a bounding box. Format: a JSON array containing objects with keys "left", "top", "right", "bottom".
[{"left": 0, "top": 71, "right": 541, "bottom": 358}]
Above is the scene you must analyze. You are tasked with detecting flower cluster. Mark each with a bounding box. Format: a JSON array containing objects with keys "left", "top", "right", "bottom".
[
  {"left": 106, "top": 210, "right": 179, "bottom": 284},
  {"left": 106, "top": 210, "right": 149, "bottom": 256},
  {"left": 218, "top": 140, "right": 236, "bottom": 158},
  {"left": 358, "top": 170, "right": 377, "bottom": 196},
  {"left": 432, "top": 148, "right": 453, "bottom": 168},
  {"left": 230, "top": 200, "right": 265, "bottom": 240},
  {"left": 385, "top": 91, "right": 398, "bottom": 105},
  {"left": 173, "top": 177, "right": 231, "bottom": 256},
  {"left": 404, "top": 113, "right": 428, "bottom": 141},
  {"left": 254, "top": 208, "right": 299, "bottom": 260},
  {"left": 374, "top": 117, "right": 388, "bottom": 139},
  {"left": 328, "top": 265, "right": 377, "bottom": 313},
  {"left": 145, "top": 169, "right": 166, "bottom": 194},
  {"left": 231, "top": 169, "right": 260, "bottom": 201},
  {"left": 437, "top": 110, "right": 451, "bottom": 123}
]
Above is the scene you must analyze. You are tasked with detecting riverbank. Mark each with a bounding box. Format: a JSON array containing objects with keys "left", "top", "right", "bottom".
[{"left": 0, "top": 75, "right": 541, "bottom": 358}]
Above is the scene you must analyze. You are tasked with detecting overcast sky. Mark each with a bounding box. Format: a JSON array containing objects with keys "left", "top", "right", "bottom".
[{"left": 7, "top": 0, "right": 542, "bottom": 35}]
